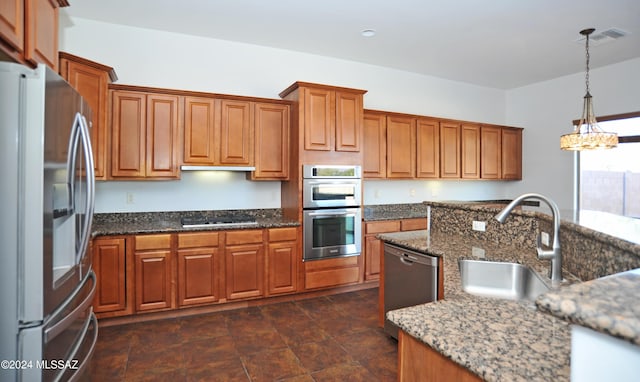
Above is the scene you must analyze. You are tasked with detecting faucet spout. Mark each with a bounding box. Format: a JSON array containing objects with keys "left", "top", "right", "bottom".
[{"left": 495, "top": 193, "right": 563, "bottom": 285}]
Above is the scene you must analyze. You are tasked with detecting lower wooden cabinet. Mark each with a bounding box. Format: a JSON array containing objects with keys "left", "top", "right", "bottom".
[
  {"left": 304, "top": 256, "right": 361, "bottom": 290},
  {"left": 225, "top": 230, "right": 265, "bottom": 300},
  {"left": 134, "top": 234, "right": 174, "bottom": 313},
  {"left": 398, "top": 330, "right": 481, "bottom": 382},
  {"left": 266, "top": 227, "right": 298, "bottom": 295},
  {"left": 92, "top": 236, "right": 129, "bottom": 315},
  {"left": 177, "top": 232, "right": 220, "bottom": 307}
]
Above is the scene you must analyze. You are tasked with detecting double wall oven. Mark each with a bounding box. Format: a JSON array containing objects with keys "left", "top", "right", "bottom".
[{"left": 302, "top": 165, "right": 362, "bottom": 261}]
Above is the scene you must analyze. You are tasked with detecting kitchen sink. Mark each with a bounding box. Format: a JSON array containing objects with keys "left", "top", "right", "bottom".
[{"left": 458, "top": 259, "right": 550, "bottom": 301}]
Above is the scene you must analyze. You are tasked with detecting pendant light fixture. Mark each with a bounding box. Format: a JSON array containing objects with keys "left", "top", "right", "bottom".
[{"left": 560, "top": 28, "right": 618, "bottom": 150}]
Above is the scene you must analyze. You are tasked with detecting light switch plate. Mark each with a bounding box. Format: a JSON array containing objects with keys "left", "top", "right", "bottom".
[
  {"left": 541, "top": 232, "right": 550, "bottom": 246},
  {"left": 472, "top": 246, "right": 486, "bottom": 258}
]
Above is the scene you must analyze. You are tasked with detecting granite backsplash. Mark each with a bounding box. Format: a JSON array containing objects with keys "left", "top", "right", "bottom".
[{"left": 427, "top": 201, "right": 640, "bottom": 281}]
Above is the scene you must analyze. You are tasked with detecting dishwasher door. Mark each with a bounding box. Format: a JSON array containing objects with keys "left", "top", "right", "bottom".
[{"left": 384, "top": 243, "right": 438, "bottom": 339}]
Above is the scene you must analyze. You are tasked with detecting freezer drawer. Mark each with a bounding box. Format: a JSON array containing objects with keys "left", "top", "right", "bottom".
[{"left": 383, "top": 244, "right": 438, "bottom": 339}]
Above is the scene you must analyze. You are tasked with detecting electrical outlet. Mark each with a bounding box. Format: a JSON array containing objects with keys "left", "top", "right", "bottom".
[
  {"left": 472, "top": 221, "right": 486, "bottom": 232},
  {"left": 374, "top": 189, "right": 380, "bottom": 199},
  {"left": 126, "top": 192, "right": 135, "bottom": 204},
  {"left": 409, "top": 188, "right": 416, "bottom": 197},
  {"left": 541, "top": 232, "right": 550, "bottom": 246},
  {"left": 471, "top": 246, "right": 486, "bottom": 258}
]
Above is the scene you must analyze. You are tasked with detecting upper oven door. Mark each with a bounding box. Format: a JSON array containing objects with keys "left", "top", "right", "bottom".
[{"left": 303, "top": 179, "right": 361, "bottom": 208}]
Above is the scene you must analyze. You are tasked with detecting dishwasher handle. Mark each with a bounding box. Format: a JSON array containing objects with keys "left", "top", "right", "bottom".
[{"left": 384, "top": 244, "right": 438, "bottom": 267}]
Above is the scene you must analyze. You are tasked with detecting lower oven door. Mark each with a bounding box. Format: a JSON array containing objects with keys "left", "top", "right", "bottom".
[{"left": 303, "top": 208, "right": 362, "bottom": 261}]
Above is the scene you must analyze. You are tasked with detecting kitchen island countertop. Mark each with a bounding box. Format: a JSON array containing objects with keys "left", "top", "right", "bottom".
[{"left": 381, "top": 229, "right": 574, "bottom": 382}]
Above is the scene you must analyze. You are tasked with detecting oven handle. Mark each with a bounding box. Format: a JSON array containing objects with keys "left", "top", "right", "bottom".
[{"left": 307, "top": 211, "right": 354, "bottom": 217}]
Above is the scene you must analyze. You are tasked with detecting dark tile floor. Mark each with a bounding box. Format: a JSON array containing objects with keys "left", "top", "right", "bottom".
[{"left": 84, "top": 287, "right": 398, "bottom": 381}]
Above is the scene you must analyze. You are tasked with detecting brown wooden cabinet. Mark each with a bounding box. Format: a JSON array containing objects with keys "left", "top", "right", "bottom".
[
  {"left": 182, "top": 96, "right": 216, "bottom": 165},
  {"left": 110, "top": 89, "right": 180, "bottom": 179},
  {"left": 440, "top": 121, "right": 461, "bottom": 178},
  {"left": 266, "top": 227, "right": 298, "bottom": 295},
  {"left": 501, "top": 127, "right": 523, "bottom": 180},
  {"left": 0, "top": 0, "right": 66, "bottom": 70},
  {"left": 134, "top": 234, "right": 174, "bottom": 313},
  {"left": 362, "top": 111, "right": 386, "bottom": 178},
  {"left": 225, "top": 230, "right": 264, "bottom": 300},
  {"left": 92, "top": 236, "right": 131, "bottom": 316},
  {"left": 416, "top": 118, "right": 440, "bottom": 178},
  {"left": 480, "top": 125, "right": 502, "bottom": 179},
  {"left": 398, "top": 330, "right": 481, "bottom": 382},
  {"left": 220, "top": 99, "right": 252, "bottom": 166},
  {"left": 250, "top": 102, "right": 290, "bottom": 180},
  {"left": 176, "top": 232, "right": 221, "bottom": 307},
  {"left": 461, "top": 123, "right": 480, "bottom": 179},
  {"left": 304, "top": 256, "right": 361, "bottom": 290},
  {"left": 59, "top": 52, "right": 117, "bottom": 180},
  {"left": 386, "top": 115, "right": 416, "bottom": 178}
]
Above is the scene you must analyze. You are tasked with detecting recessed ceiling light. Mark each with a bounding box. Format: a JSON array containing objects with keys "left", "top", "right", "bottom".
[{"left": 361, "top": 29, "right": 376, "bottom": 37}]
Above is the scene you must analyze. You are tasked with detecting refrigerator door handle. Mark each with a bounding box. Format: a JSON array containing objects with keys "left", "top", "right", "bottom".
[
  {"left": 44, "top": 270, "right": 96, "bottom": 343},
  {"left": 58, "top": 312, "right": 98, "bottom": 382},
  {"left": 75, "top": 113, "right": 95, "bottom": 264}
]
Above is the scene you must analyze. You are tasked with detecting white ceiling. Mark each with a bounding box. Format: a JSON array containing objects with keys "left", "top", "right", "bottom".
[{"left": 63, "top": 0, "right": 640, "bottom": 89}]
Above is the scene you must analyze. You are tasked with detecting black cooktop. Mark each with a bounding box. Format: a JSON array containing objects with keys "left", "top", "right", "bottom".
[{"left": 181, "top": 214, "right": 258, "bottom": 228}]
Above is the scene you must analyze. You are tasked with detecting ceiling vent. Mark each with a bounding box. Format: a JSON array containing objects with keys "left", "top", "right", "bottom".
[{"left": 576, "top": 28, "right": 629, "bottom": 46}]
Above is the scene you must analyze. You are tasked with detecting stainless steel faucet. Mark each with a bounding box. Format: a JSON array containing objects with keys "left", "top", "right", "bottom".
[{"left": 495, "top": 193, "right": 563, "bottom": 285}]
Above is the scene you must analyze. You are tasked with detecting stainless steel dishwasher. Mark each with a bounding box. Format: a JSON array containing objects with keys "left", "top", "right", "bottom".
[{"left": 384, "top": 243, "right": 439, "bottom": 339}]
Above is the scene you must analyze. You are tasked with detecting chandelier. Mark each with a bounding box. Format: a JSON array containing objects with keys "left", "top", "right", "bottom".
[{"left": 560, "top": 28, "right": 618, "bottom": 150}]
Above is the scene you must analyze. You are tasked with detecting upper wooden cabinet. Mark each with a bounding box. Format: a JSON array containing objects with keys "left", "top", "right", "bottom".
[
  {"left": 480, "top": 125, "right": 502, "bottom": 179},
  {"left": 110, "top": 89, "right": 180, "bottom": 179},
  {"left": 0, "top": 0, "right": 67, "bottom": 70},
  {"left": 440, "top": 121, "right": 461, "bottom": 178},
  {"left": 416, "top": 118, "right": 440, "bottom": 178},
  {"left": 363, "top": 111, "right": 386, "bottom": 178},
  {"left": 386, "top": 115, "right": 416, "bottom": 178},
  {"left": 501, "top": 127, "right": 523, "bottom": 180},
  {"left": 461, "top": 123, "right": 480, "bottom": 179},
  {"left": 59, "top": 52, "right": 117, "bottom": 180},
  {"left": 250, "top": 102, "right": 290, "bottom": 180},
  {"left": 280, "top": 82, "right": 366, "bottom": 164},
  {"left": 183, "top": 96, "right": 216, "bottom": 165},
  {"left": 220, "top": 99, "right": 252, "bottom": 166}
]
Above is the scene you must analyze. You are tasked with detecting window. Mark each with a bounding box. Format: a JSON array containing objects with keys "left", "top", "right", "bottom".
[{"left": 578, "top": 113, "right": 640, "bottom": 219}]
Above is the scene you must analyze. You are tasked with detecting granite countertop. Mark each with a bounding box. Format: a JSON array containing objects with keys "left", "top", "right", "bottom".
[
  {"left": 363, "top": 203, "right": 429, "bottom": 221},
  {"left": 92, "top": 209, "right": 299, "bottom": 236},
  {"left": 381, "top": 229, "right": 575, "bottom": 382},
  {"left": 536, "top": 268, "right": 640, "bottom": 346}
]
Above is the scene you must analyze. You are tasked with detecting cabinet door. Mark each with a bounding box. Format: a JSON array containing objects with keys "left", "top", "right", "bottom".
[
  {"left": 266, "top": 242, "right": 297, "bottom": 295},
  {"left": 60, "top": 58, "right": 109, "bottom": 179},
  {"left": 461, "top": 123, "right": 480, "bottom": 179},
  {"left": 386, "top": 116, "right": 416, "bottom": 178},
  {"left": 183, "top": 96, "right": 216, "bottom": 165},
  {"left": 303, "top": 87, "right": 333, "bottom": 151},
  {"left": 363, "top": 112, "right": 386, "bottom": 178},
  {"left": 92, "top": 237, "right": 127, "bottom": 313},
  {"left": 501, "top": 128, "right": 522, "bottom": 180},
  {"left": 177, "top": 248, "right": 220, "bottom": 307},
  {"left": 364, "top": 235, "right": 382, "bottom": 281},
  {"left": 146, "top": 94, "right": 180, "bottom": 178},
  {"left": 440, "top": 122, "right": 461, "bottom": 178},
  {"left": 416, "top": 118, "right": 440, "bottom": 178},
  {"left": 111, "top": 91, "right": 146, "bottom": 178},
  {"left": 134, "top": 250, "right": 174, "bottom": 312},
  {"left": 0, "top": 0, "right": 24, "bottom": 53},
  {"left": 335, "top": 91, "right": 362, "bottom": 152},
  {"left": 225, "top": 244, "right": 264, "bottom": 300},
  {"left": 480, "top": 126, "right": 502, "bottom": 179},
  {"left": 25, "top": 0, "right": 58, "bottom": 70},
  {"left": 220, "top": 99, "right": 252, "bottom": 166},
  {"left": 252, "top": 103, "right": 289, "bottom": 180}
]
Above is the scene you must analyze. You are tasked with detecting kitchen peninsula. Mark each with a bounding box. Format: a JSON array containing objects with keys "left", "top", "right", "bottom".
[{"left": 380, "top": 201, "right": 640, "bottom": 381}]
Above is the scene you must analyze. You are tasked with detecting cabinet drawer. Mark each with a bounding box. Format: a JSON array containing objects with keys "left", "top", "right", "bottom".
[
  {"left": 304, "top": 255, "right": 359, "bottom": 271},
  {"left": 178, "top": 232, "right": 219, "bottom": 248},
  {"left": 365, "top": 220, "right": 401, "bottom": 234},
  {"left": 305, "top": 267, "right": 360, "bottom": 290},
  {"left": 226, "top": 229, "right": 264, "bottom": 245},
  {"left": 135, "top": 234, "right": 172, "bottom": 250},
  {"left": 401, "top": 218, "right": 428, "bottom": 231},
  {"left": 268, "top": 227, "right": 298, "bottom": 242}
]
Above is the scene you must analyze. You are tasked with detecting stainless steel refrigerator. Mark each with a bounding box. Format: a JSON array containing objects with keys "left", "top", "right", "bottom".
[{"left": 0, "top": 62, "right": 98, "bottom": 382}]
